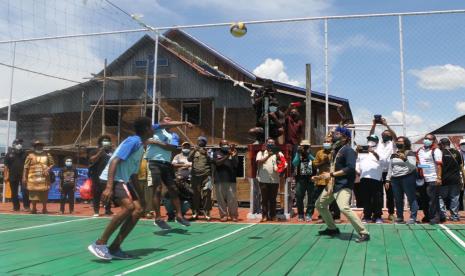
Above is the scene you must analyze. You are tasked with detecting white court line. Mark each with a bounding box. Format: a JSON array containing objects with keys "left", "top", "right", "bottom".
[
  {"left": 0, "top": 217, "right": 96, "bottom": 234},
  {"left": 116, "top": 223, "right": 257, "bottom": 276},
  {"left": 439, "top": 224, "right": 465, "bottom": 249}
]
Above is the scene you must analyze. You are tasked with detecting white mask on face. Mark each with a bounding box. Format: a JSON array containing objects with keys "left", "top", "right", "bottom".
[
  {"left": 102, "top": 141, "right": 111, "bottom": 148},
  {"left": 65, "top": 161, "right": 73, "bottom": 167},
  {"left": 323, "top": 143, "right": 332, "bottom": 150},
  {"left": 14, "top": 144, "right": 22, "bottom": 150},
  {"left": 367, "top": 141, "right": 377, "bottom": 147},
  {"left": 461, "top": 145, "right": 465, "bottom": 152}
]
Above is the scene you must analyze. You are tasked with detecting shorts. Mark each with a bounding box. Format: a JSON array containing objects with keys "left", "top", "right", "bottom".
[{"left": 112, "top": 181, "right": 139, "bottom": 205}]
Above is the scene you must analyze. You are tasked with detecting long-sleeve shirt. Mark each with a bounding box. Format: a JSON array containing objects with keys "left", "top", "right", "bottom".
[
  {"left": 332, "top": 145, "right": 356, "bottom": 193},
  {"left": 313, "top": 149, "right": 331, "bottom": 186},
  {"left": 188, "top": 148, "right": 212, "bottom": 177},
  {"left": 292, "top": 151, "right": 315, "bottom": 177},
  {"left": 386, "top": 150, "right": 417, "bottom": 181}
]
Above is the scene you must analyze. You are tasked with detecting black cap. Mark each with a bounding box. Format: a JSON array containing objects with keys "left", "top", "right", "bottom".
[{"left": 13, "top": 138, "right": 23, "bottom": 145}]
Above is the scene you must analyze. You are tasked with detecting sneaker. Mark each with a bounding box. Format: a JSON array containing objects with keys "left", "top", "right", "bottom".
[
  {"left": 298, "top": 215, "right": 304, "bottom": 222},
  {"left": 154, "top": 219, "right": 172, "bottom": 230},
  {"left": 421, "top": 217, "right": 430, "bottom": 223},
  {"left": 110, "top": 248, "right": 134, "bottom": 260},
  {"left": 406, "top": 219, "right": 416, "bottom": 225},
  {"left": 88, "top": 242, "right": 112, "bottom": 260},
  {"left": 167, "top": 216, "right": 175, "bottom": 222},
  {"left": 191, "top": 213, "right": 198, "bottom": 220},
  {"left": 305, "top": 215, "right": 312, "bottom": 222},
  {"left": 93, "top": 213, "right": 99, "bottom": 217},
  {"left": 361, "top": 218, "right": 369, "bottom": 224},
  {"left": 355, "top": 234, "right": 370, "bottom": 243},
  {"left": 375, "top": 218, "right": 383, "bottom": 224},
  {"left": 176, "top": 216, "right": 191, "bottom": 227},
  {"left": 220, "top": 217, "right": 228, "bottom": 222},
  {"left": 452, "top": 217, "right": 460, "bottom": 222},
  {"left": 318, "top": 228, "right": 340, "bottom": 236},
  {"left": 395, "top": 219, "right": 406, "bottom": 224},
  {"left": 388, "top": 214, "right": 395, "bottom": 221},
  {"left": 232, "top": 218, "right": 238, "bottom": 222},
  {"left": 23, "top": 208, "right": 31, "bottom": 212}
]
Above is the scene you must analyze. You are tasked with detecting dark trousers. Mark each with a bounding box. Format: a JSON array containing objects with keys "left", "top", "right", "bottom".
[
  {"left": 361, "top": 178, "right": 383, "bottom": 220},
  {"left": 391, "top": 173, "right": 418, "bottom": 221},
  {"left": 426, "top": 182, "right": 443, "bottom": 222},
  {"left": 417, "top": 184, "right": 430, "bottom": 220},
  {"left": 191, "top": 175, "right": 212, "bottom": 214},
  {"left": 295, "top": 176, "right": 315, "bottom": 216},
  {"left": 259, "top": 182, "right": 279, "bottom": 219},
  {"left": 60, "top": 185, "right": 75, "bottom": 213},
  {"left": 9, "top": 178, "right": 30, "bottom": 210},
  {"left": 92, "top": 179, "right": 112, "bottom": 214},
  {"left": 314, "top": 186, "right": 340, "bottom": 219},
  {"left": 382, "top": 172, "right": 395, "bottom": 215},
  {"left": 353, "top": 182, "right": 364, "bottom": 208}
]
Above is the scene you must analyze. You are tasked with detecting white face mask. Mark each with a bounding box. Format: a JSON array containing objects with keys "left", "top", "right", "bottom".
[
  {"left": 102, "top": 141, "right": 111, "bottom": 148},
  {"left": 35, "top": 150, "right": 43, "bottom": 154},
  {"left": 367, "top": 141, "right": 377, "bottom": 147},
  {"left": 182, "top": 149, "right": 190, "bottom": 155},
  {"left": 461, "top": 145, "right": 465, "bottom": 152},
  {"left": 14, "top": 144, "right": 22, "bottom": 150},
  {"left": 65, "top": 161, "right": 73, "bottom": 167},
  {"left": 269, "top": 106, "right": 278, "bottom": 113}
]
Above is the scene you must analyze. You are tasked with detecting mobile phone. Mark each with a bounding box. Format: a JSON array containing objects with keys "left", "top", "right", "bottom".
[
  {"left": 359, "top": 145, "right": 369, "bottom": 153},
  {"left": 374, "top": 114, "right": 382, "bottom": 124}
]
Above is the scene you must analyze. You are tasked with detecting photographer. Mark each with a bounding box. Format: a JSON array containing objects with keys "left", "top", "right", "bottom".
[
  {"left": 256, "top": 138, "right": 286, "bottom": 222},
  {"left": 213, "top": 140, "right": 239, "bottom": 222},
  {"left": 249, "top": 89, "right": 285, "bottom": 144},
  {"left": 369, "top": 116, "right": 397, "bottom": 221},
  {"left": 356, "top": 135, "right": 383, "bottom": 224},
  {"left": 292, "top": 140, "right": 315, "bottom": 222}
]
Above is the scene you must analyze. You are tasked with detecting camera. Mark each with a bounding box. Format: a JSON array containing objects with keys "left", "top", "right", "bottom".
[
  {"left": 358, "top": 145, "right": 369, "bottom": 153},
  {"left": 374, "top": 114, "right": 382, "bottom": 124}
]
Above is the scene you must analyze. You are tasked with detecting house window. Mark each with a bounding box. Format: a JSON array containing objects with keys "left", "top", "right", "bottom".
[
  {"left": 104, "top": 108, "right": 118, "bottom": 127},
  {"left": 136, "top": 57, "right": 168, "bottom": 69},
  {"left": 236, "top": 155, "right": 245, "bottom": 178},
  {"left": 182, "top": 100, "right": 201, "bottom": 125}
]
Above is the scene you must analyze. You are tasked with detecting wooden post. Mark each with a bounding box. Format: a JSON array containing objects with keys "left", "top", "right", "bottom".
[
  {"left": 305, "top": 64, "right": 312, "bottom": 142},
  {"left": 222, "top": 105, "right": 226, "bottom": 140},
  {"left": 143, "top": 58, "right": 149, "bottom": 116},
  {"left": 264, "top": 97, "right": 269, "bottom": 141}
]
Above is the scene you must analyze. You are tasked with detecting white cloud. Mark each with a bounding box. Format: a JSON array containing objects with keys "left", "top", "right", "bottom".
[
  {"left": 417, "top": 100, "right": 431, "bottom": 109},
  {"left": 455, "top": 101, "right": 465, "bottom": 113},
  {"left": 253, "top": 58, "right": 300, "bottom": 86},
  {"left": 332, "top": 34, "right": 391, "bottom": 55},
  {"left": 391, "top": 110, "right": 424, "bottom": 125},
  {"left": 410, "top": 64, "right": 465, "bottom": 90}
]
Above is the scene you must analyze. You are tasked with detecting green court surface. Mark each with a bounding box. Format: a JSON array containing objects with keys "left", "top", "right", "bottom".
[{"left": 0, "top": 214, "right": 464, "bottom": 275}]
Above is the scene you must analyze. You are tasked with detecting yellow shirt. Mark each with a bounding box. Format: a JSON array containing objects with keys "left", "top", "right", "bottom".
[{"left": 313, "top": 149, "right": 331, "bottom": 186}]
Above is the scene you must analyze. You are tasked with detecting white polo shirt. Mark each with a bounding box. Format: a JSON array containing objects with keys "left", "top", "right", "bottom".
[
  {"left": 376, "top": 141, "right": 396, "bottom": 173},
  {"left": 417, "top": 147, "right": 442, "bottom": 183},
  {"left": 357, "top": 152, "right": 383, "bottom": 181}
]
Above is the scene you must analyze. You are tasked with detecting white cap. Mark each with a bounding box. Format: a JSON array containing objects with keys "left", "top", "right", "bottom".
[{"left": 460, "top": 138, "right": 465, "bottom": 145}]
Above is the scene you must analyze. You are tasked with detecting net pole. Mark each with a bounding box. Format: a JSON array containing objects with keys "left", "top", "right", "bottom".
[
  {"left": 324, "top": 19, "right": 329, "bottom": 135},
  {"left": 151, "top": 35, "right": 159, "bottom": 125},
  {"left": 398, "top": 15, "right": 407, "bottom": 136}
]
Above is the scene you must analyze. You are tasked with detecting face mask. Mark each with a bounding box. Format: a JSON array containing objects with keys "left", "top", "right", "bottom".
[
  {"left": 35, "top": 150, "right": 43, "bottom": 154},
  {"left": 65, "top": 161, "right": 72, "bottom": 167},
  {"left": 182, "top": 149, "right": 190, "bottom": 155},
  {"left": 382, "top": 136, "right": 392, "bottom": 143},
  {"left": 269, "top": 106, "right": 278, "bottom": 113},
  {"left": 266, "top": 144, "right": 274, "bottom": 149},
  {"left": 395, "top": 143, "right": 404, "bottom": 150},
  {"left": 290, "top": 113, "right": 298, "bottom": 118},
  {"left": 461, "top": 145, "right": 465, "bottom": 152},
  {"left": 367, "top": 141, "right": 377, "bottom": 147},
  {"left": 323, "top": 143, "right": 332, "bottom": 150},
  {"left": 102, "top": 141, "right": 111, "bottom": 148},
  {"left": 14, "top": 144, "right": 22, "bottom": 150},
  {"left": 221, "top": 146, "right": 229, "bottom": 152},
  {"left": 424, "top": 139, "right": 433, "bottom": 147},
  {"left": 198, "top": 142, "right": 207, "bottom": 148}
]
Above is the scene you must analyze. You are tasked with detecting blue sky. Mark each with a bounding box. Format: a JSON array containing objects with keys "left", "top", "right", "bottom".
[{"left": 1, "top": 0, "right": 465, "bottom": 146}]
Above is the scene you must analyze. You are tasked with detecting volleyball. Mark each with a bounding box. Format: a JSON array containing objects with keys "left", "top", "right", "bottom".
[{"left": 230, "top": 22, "right": 247, "bottom": 37}]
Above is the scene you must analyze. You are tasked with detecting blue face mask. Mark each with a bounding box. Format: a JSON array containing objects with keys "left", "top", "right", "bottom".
[
  {"left": 424, "top": 139, "right": 433, "bottom": 147},
  {"left": 323, "top": 143, "right": 332, "bottom": 150},
  {"left": 269, "top": 106, "right": 278, "bottom": 113}
]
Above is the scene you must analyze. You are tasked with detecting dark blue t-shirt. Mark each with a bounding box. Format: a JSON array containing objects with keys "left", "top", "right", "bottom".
[{"left": 332, "top": 145, "right": 357, "bottom": 192}]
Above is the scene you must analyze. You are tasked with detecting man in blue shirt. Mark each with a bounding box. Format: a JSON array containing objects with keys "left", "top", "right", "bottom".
[
  {"left": 88, "top": 117, "right": 154, "bottom": 261},
  {"left": 146, "top": 116, "right": 193, "bottom": 230},
  {"left": 313, "top": 127, "right": 370, "bottom": 243}
]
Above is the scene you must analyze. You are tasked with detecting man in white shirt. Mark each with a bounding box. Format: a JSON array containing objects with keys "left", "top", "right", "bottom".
[
  {"left": 369, "top": 117, "right": 397, "bottom": 221},
  {"left": 417, "top": 133, "right": 443, "bottom": 224},
  {"left": 357, "top": 135, "right": 384, "bottom": 224}
]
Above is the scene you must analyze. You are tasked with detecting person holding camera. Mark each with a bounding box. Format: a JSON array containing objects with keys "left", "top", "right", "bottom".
[
  {"left": 88, "top": 135, "right": 114, "bottom": 217},
  {"left": 256, "top": 138, "right": 286, "bottom": 222},
  {"left": 356, "top": 135, "right": 384, "bottom": 224},
  {"left": 214, "top": 140, "right": 239, "bottom": 222},
  {"left": 385, "top": 136, "right": 418, "bottom": 224},
  {"left": 292, "top": 140, "right": 315, "bottom": 222},
  {"left": 369, "top": 116, "right": 397, "bottom": 221}
]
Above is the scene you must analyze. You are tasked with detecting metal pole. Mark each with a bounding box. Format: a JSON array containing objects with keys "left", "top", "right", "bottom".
[
  {"left": 222, "top": 106, "right": 226, "bottom": 140},
  {"left": 80, "top": 91, "right": 84, "bottom": 144},
  {"left": 3, "top": 42, "right": 16, "bottom": 203},
  {"left": 152, "top": 35, "right": 159, "bottom": 125},
  {"left": 211, "top": 100, "right": 215, "bottom": 145},
  {"left": 305, "top": 64, "right": 312, "bottom": 142},
  {"left": 102, "top": 59, "right": 107, "bottom": 135},
  {"left": 398, "top": 15, "right": 407, "bottom": 136},
  {"left": 143, "top": 58, "right": 149, "bottom": 116},
  {"left": 264, "top": 97, "right": 270, "bottom": 142},
  {"left": 324, "top": 19, "right": 329, "bottom": 135}
]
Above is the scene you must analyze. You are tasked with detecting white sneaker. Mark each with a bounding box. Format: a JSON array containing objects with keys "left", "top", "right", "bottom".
[{"left": 93, "top": 213, "right": 99, "bottom": 217}]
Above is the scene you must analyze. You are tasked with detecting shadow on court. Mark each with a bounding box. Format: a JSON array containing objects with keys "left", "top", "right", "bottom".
[{"left": 154, "top": 228, "right": 191, "bottom": 236}]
